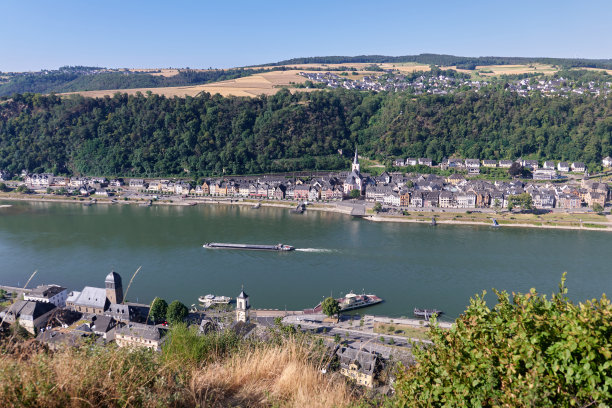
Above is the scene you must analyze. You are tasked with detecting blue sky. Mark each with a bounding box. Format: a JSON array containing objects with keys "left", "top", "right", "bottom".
[{"left": 1, "top": 0, "right": 610, "bottom": 71}]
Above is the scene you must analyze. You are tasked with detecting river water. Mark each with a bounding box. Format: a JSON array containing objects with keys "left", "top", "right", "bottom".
[{"left": 0, "top": 200, "right": 610, "bottom": 319}]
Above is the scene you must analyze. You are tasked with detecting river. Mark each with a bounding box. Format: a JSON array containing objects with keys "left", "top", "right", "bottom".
[{"left": 0, "top": 200, "right": 610, "bottom": 320}]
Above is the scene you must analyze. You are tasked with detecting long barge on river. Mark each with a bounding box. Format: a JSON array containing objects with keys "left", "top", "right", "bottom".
[{"left": 203, "top": 242, "right": 294, "bottom": 251}]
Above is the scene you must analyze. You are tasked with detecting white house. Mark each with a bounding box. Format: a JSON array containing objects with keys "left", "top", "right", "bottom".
[
  {"left": 557, "top": 162, "right": 570, "bottom": 172},
  {"left": 602, "top": 156, "right": 612, "bottom": 168},
  {"left": 24, "top": 285, "right": 68, "bottom": 307}
]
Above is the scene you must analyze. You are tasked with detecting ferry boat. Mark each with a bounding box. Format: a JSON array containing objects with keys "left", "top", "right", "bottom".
[
  {"left": 198, "top": 294, "right": 232, "bottom": 306},
  {"left": 306, "top": 292, "right": 383, "bottom": 314},
  {"left": 203, "top": 242, "right": 295, "bottom": 251}
]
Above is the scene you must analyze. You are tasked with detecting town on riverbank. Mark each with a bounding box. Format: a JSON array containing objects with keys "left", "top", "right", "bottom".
[
  {"left": 1, "top": 153, "right": 611, "bottom": 231},
  {"left": 0, "top": 269, "right": 442, "bottom": 390}
]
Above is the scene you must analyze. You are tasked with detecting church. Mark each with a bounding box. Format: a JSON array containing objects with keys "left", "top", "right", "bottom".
[
  {"left": 343, "top": 148, "right": 364, "bottom": 196},
  {"left": 66, "top": 271, "right": 131, "bottom": 321}
]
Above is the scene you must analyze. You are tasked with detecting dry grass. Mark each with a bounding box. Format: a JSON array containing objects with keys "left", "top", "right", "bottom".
[
  {"left": 191, "top": 340, "right": 353, "bottom": 407},
  {"left": 0, "top": 331, "right": 355, "bottom": 408}
]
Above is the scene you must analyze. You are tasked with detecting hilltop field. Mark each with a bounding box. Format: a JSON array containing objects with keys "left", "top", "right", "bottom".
[{"left": 60, "top": 62, "right": 596, "bottom": 98}]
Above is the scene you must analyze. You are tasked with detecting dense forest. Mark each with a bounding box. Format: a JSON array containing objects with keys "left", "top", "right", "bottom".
[
  {"left": 268, "top": 53, "right": 612, "bottom": 70},
  {"left": 0, "top": 67, "right": 272, "bottom": 97},
  {"left": 0, "top": 89, "right": 610, "bottom": 177}
]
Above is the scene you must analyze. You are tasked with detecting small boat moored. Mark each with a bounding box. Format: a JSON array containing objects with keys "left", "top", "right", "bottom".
[
  {"left": 431, "top": 217, "right": 437, "bottom": 226},
  {"left": 198, "top": 294, "right": 232, "bottom": 307},
  {"left": 414, "top": 308, "right": 443, "bottom": 319},
  {"left": 492, "top": 218, "right": 500, "bottom": 228}
]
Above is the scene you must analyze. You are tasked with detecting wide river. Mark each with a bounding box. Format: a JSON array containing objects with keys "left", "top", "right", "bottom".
[{"left": 0, "top": 200, "right": 610, "bottom": 320}]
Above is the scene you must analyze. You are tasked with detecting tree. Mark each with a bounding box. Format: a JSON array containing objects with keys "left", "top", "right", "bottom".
[
  {"left": 508, "top": 162, "right": 523, "bottom": 178},
  {"left": 149, "top": 297, "right": 168, "bottom": 323},
  {"left": 15, "top": 185, "right": 30, "bottom": 194},
  {"left": 349, "top": 189, "right": 360, "bottom": 199},
  {"left": 166, "top": 300, "right": 188, "bottom": 324},
  {"left": 393, "top": 275, "right": 612, "bottom": 407},
  {"left": 373, "top": 202, "right": 382, "bottom": 212},
  {"left": 321, "top": 297, "right": 341, "bottom": 318},
  {"left": 492, "top": 198, "right": 501, "bottom": 213},
  {"left": 593, "top": 203, "right": 604, "bottom": 213},
  {"left": 0, "top": 182, "right": 8, "bottom": 192}
]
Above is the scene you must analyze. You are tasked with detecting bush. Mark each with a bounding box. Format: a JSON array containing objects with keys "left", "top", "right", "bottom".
[{"left": 393, "top": 274, "right": 612, "bottom": 407}]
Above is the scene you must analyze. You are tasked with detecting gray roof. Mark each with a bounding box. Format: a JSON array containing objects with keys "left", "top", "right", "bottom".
[
  {"left": 337, "top": 346, "right": 377, "bottom": 375},
  {"left": 116, "top": 324, "right": 165, "bottom": 341},
  {"left": 28, "top": 284, "right": 66, "bottom": 299},
  {"left": 70, "top": 286, "right": 108, "bottom": 309},
  {"left": 3, "top": 300, "right": 56, "bottom": 320},
  {"left": 237, "top": 289, "right": 248, "bottom": 299},
  {"left": 105, "top": 303, "right": 130, "bottom": 321},
  {"left": 91, "top": 315, "right": 115, "bottom": 333},
  {"left": 105, "top": 271, "right": 122, "bottom": 286}
]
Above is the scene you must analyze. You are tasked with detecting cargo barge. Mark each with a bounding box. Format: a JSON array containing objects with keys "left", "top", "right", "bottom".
[{"left": 203, "top": 242, "right": 294, "bottom": 251}]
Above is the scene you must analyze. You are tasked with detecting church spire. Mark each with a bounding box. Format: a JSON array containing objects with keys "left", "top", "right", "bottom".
[{"left": 352, "top": 146, "right": 360, "bottom": 173}]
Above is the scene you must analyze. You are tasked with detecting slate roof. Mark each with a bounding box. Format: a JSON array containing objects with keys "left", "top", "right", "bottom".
[
  {"left": 28, "top": 284, "right": 66, "bottom": 299},
  {"left": 116, "top": 324, "right": 165, "bottom": 341},
  {"left": 337, "top": 346, "right": 377, "bottom": 375},
  {"left": 69, "top": 287, "right": 108, "bottom": 309}
]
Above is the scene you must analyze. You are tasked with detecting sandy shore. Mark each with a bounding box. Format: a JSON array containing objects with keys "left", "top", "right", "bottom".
[{"left": 1, "top": 194, "right": 609, "bottom": 232}]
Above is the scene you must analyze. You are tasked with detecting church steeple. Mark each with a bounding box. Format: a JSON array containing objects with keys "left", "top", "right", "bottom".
[{"left": 352, "top": 146, "right": 360, "bottom": 173}]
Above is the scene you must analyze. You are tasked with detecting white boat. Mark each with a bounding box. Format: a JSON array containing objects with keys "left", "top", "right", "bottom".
[{"left": 198, "top": 294, "right": 232, "bottom": 306}]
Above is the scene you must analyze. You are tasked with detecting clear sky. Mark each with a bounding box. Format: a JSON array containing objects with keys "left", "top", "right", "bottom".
[{"left": 1, "top": 0, "right": 611, "bottom": 72}]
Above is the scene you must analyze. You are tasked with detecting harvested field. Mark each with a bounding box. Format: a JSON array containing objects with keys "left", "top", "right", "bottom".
[{"left": 62, "top": 70, "right": 314, "bottom": 98}]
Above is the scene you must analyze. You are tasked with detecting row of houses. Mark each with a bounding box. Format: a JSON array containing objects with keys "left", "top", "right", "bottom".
[
  {"left": 392, "top": 157, "right": 598, "bottom": 174},
  {"left": 365, "top": 173, "right": 609, "bottom": 210}
]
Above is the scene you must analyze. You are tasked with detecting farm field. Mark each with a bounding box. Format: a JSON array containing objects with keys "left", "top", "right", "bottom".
[{"left": 61, "top": 70, "right": 314, "bottom": 98}]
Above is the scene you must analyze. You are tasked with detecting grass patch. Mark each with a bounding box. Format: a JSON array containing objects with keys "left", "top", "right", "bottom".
[
  {"left": 374, "top": 322, "right": 431, "bottom": 341},
  {"left": 583, "top": 223, "right": 607, "bottom": 229}
]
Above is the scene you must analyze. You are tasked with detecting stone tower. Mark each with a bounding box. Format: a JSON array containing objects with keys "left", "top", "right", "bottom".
[
  {"left": 105, "top": 270, "right": 123, "bottom": 304},
  {"left": 236, "top": 287, "right": 250, "bottom": 323},
  {"left": 352, "top": 147, "right": 360, "bottom": 173}
]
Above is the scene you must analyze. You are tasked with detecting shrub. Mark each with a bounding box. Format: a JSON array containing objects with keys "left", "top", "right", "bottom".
[{"left": 392, "top": 274, "right": 612, "bottom": 407}]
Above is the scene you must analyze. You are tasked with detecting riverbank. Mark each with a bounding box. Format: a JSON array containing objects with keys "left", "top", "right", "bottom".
[
  {"left": 1, "top": 193, "right": 610, "bottom": 232},
  {"left": 365, "top": 215, "right": 612, "bottom": 232}
]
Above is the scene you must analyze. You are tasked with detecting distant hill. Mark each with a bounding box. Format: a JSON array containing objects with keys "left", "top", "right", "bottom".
[
  {"left": 264, "top": 53, "right": 612, "bottom": 70},
  {"left": 0, "top": 67, "right": 271, "bottom": 97}
]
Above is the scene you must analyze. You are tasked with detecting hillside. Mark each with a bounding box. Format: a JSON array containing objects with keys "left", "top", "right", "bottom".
[
  {"left": 0, "top": 89, "right": 610, "bottom": 177},
  {"left": 3, "top": 53, "right": 612, "bottom": 97}
]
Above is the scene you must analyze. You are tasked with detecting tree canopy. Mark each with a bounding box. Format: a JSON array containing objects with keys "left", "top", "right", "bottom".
[
  {"left": 0, "top": 89, "right": 610, "bottom": 178},
  {"left": 149, "top": 297, "right": 168, "bottom": 323},
  {"left": 166, "top": 300, "right": 188, "bottom": 324},
  {"left": 393, "top": 275, "right": 611, "bottom": 407},
  {"left": 321, "top": 297, "right": 341, "bottom": 318}
]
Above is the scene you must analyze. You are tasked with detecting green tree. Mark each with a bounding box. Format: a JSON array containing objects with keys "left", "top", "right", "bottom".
[
  {"left": 393, "top": 275, "right": 612, "bottom": 407},
  {"left": 149, "top": 297, "right": 168, "bottom": 323},
  {"left": 508, "top": 162, "right": 523, "bottom": 178},
  {"left": 593, "top": 203, "right": 604, "bottom": 213},
  {"left": 0, "top": 183, "right": 8, "bottom": 192},
  {"left": 166, "top": 300, "right": 188, "bottom": 324},
  {"left": 493, "top": 198, "right": 501, "bottom": 213},
  {"left": 321, "top": 297, "right": 341, "bottom": 318},
  {"left": 349, "top": 189, "right": 360, "bottom": 199},
  {"left": 373, "top": 202, "right": 382, "bottom": 212}
]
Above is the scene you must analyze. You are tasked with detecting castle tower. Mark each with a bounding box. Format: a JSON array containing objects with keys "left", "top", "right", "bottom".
[
  {"left": 236, "top": 287, "right": 250, "bottom": 323},
  {"left": 105, "top": 270, "right": 123, "bottom": 304},
  {"left": 352, "top": 147, "right": 360, "bottom": 173}
]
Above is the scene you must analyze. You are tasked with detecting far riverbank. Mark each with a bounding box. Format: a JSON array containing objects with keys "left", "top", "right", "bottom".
[{"left": 1, "top": 193, "right": 610, "bottom": 232}]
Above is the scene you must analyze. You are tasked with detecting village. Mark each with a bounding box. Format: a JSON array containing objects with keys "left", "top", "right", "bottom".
[
  {"left": 299, "top": 70, "right": 612, "bottom": 96},
  {"left": 0, "top": 268, "right": 439, "bottom": 391},
  {"left": 2, "top": 153, "right": 611, "bottom": 214}
]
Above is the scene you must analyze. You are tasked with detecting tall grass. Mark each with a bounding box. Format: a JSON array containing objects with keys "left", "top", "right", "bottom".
[{"left": 0, "top": 327, "right": 356, "bottom": 407}]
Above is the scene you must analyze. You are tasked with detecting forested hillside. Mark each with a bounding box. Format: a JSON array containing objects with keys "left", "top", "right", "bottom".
[{"left": 0, "top": 89, "right": 610, "bottom": 177}]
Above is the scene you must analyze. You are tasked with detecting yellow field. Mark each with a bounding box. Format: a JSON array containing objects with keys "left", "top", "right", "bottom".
[{"left": 62, "top": 70, "right": 313, "bottom": 98}]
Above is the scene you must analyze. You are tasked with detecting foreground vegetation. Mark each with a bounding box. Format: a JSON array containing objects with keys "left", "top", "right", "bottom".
[
  {"left": 0, "top": 325, "right": 354, "bottom": 408},
  {"left": 393, "top": 275, "right": 611, "bottom": 407},
  {"left": 0, "top": 85, "right": 610, "bottom": 177}
]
